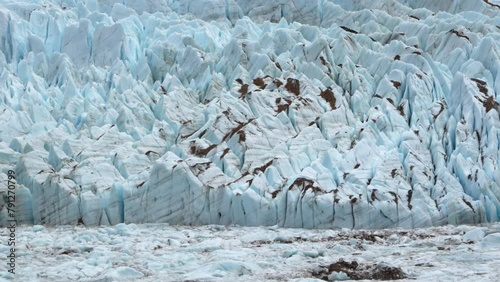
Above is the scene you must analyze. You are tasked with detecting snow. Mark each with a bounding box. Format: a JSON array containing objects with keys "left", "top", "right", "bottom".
[
  {"left": 0, "top": 0, "right": 499, "bottom": 228},
  {"left": 1, "top": 223, "right": 500, "bottom": 281},
  {"left": 462, "top": 228, "right": 486, "bottom": 243}
]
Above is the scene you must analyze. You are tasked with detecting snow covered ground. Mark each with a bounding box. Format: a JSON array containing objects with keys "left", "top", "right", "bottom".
[
  {"left": 1, "top": 223, "right": 500, "bottom": 281},
  {"left": 1, "top": 0, "right": 500, "bottom": 229}
]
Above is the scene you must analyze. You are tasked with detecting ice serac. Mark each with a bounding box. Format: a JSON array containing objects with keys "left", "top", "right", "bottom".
[{"left": 0, "top": 0, "right": 500, "bottom": 228}]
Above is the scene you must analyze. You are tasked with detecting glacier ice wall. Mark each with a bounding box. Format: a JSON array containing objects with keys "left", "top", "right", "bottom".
[{"left": 1, "top": 0, "right": 500, "bottom": 228}]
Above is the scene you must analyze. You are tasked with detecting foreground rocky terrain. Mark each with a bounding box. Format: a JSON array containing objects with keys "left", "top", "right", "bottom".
[{"left": 1, "top": 223, "right": 500, "bottom": 281}]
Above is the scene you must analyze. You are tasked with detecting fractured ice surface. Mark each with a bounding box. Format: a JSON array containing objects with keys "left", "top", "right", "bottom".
[{"left": 0, "top": 0, "right": 500, "bottom": 228}]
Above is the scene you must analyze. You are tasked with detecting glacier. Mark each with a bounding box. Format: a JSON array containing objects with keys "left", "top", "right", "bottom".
[{"left": 0, "top": 0, "right": 499, "bottom": 229}]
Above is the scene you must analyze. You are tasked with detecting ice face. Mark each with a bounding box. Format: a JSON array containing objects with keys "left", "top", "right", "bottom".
[{"left": 0, "top": 0, "right": 499, "bottom": 228}]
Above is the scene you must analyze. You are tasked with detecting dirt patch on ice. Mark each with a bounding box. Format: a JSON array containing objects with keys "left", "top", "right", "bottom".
[
  {"left": 190, "top": 143, "right": 217, "bottom": 156},
  {"left": 391, "top": 80, "right": 401, "bottom": 89},
  {"left": 320, "top": 87, "right": 337, "bottom": 109},
  {"left": 253, "top": 77, "right": 267, "bottom": 89},
  {"left": 285, "top": 78, "right": 301, "bottom": 95},
  {"left": 312, "top": 259, "right": 407, "bottom": 280},
  {"left": 239, "top": 83, "right": 249, "bottom": 95}
]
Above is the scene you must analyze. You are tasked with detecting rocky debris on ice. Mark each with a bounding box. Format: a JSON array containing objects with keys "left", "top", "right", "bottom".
[
  {"left": 312, "top": 259, "right": 408, "bottom": 281},
  {"left": 0, "top": 0, "right": 500, "bottom": 227}
]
